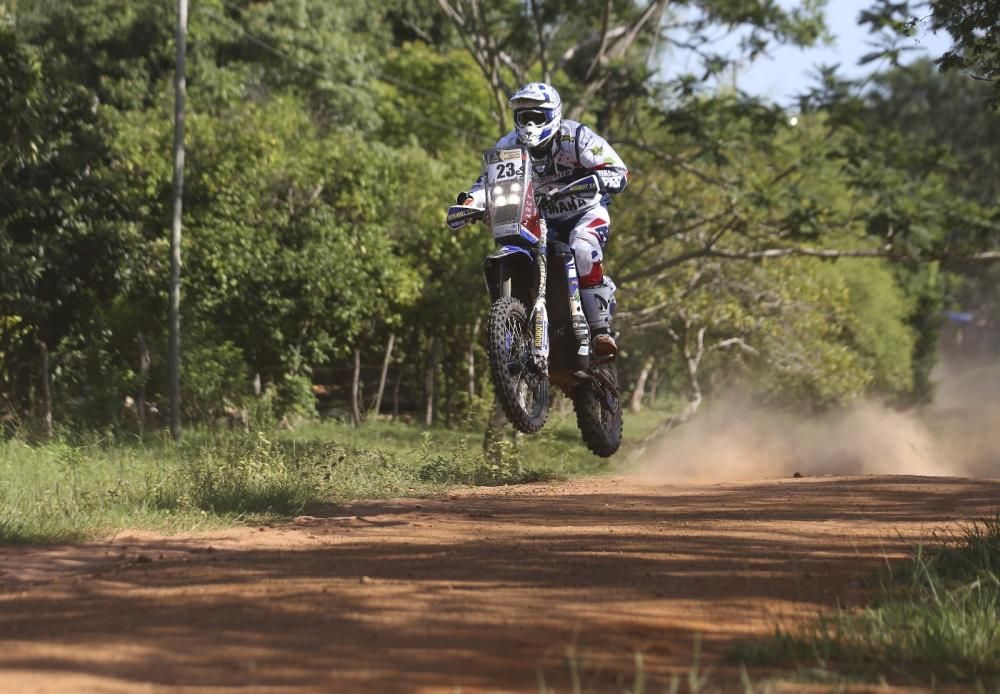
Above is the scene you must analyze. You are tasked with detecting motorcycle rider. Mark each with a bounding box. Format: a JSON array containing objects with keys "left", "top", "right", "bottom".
[{"left": 457, "top": 82, "right": 628, "bottom": 357}]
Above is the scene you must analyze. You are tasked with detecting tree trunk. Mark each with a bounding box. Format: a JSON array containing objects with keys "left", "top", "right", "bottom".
[
  {"left": 351, "top": 347, "right": 362, "bottom": 427},
  {"left": 629, "top": 355, "right": 655, "bottom": 413},
  {"left": 137, "top": 332, "right": 151, "bottom": 432},
  {"left": 168, "top": 0, "right": 189, "bottom": 443},
  {"left": 482, "top": 396, "right": 508, "bottom": 458},
  {"left": 39, "top": 340, "right": 52, "bottom": 440},
  {"left": 424, "top": 336, "right": 440, "bottom": 427},
  {"left": 479, "top": 365, "right": 489, "bottom": 401},
  {"left": 630, "top": 363, "right": 703, "bottom": 459},
  {"left": 392, "top": 365, "right": 402, "bottom": 421},
  {"left": 649, "top": 367, "right": 659, "bottom": 405},
  {"left": 631, "top": 323, "right": 705, "bottom": 457},
  {"left": 444, "top": 363, "right": 454, "bottom": 427},
  {"left": 371, "top": 332, "right": 395, "bottom": 417},
  {"left": 667, "top": 324, "right": 706, "bottom": 428},
  {"left": 467, "top": 318, "right": 480, "bottom": 401}
]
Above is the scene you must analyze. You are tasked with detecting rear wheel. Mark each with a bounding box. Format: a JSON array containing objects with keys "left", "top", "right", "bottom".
[
  {"left": 486, "top": 297, "right": 549, "bottom": 434},
  {"left": 572, "top": 361, "right": 623, "bottom": 457}
]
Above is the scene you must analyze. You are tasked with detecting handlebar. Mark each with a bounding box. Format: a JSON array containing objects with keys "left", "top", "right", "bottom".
[
  {"left": 446, "top": 174, "right": 604, "bottom": 230},
  {"left": 536, "top": 174, "right": 602, "bottom": 208}
]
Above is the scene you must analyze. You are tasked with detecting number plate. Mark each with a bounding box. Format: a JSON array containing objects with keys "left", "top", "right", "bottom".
[{"left": 483, "top": 148, "right": 531, "bottom": 240}]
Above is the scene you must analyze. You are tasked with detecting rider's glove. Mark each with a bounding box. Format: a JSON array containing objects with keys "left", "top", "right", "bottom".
[
  {"left": 457, "top": 191, "right": 474, "bottom": 206},
  {"left": 596, "top": 170, "right": 626, "bottom": 195},
  {"left": 537, "top": 189, "right": 559, "bottom": 211}
]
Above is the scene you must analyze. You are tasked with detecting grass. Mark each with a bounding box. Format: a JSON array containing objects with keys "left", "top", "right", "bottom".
[
  {"left": 732, "top": 517, "right": 1000, "bottom": 688},
  {"left": 538, "top": 637, "right": 776, "bottom": 694},
  {"left": 0, "top": 399, "right": 670, "bottom": 545}
]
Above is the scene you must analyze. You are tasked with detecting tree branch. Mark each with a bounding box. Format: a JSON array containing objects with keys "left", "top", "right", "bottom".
[
  {"left": 528, "top": 0, "right": 550, "bottom": 83},
  {"left": 567, "top": 0, "right": 669, "bottom": 120},
  {"left": 436, "top": 0, "right": 516, "bottom": 133},
  {"left": 619, "top": 246, "right": 1000, "bottom": 285},
  {"left": 617, "top": 138, "right": 731, "bottom": 187},
  {"left": 584, "top": 0, "right": 614, "bottom": 82},
  {"left": 708, "top": 337, "right": 759, "bottom": 356}
]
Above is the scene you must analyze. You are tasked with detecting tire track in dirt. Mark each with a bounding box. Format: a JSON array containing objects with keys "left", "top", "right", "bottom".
[{"left": 1, "top": 474, "right": 998, "bottom": 692}]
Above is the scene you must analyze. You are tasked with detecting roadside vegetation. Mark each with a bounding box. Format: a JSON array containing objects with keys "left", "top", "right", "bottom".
[
  {"left": 0, "top": 402, "right": 667, "bottom": 545},
  {"left": 2, "top": 0, "right": 999, "bottom": 449},
  {"left": 733, "top": 518, "right": 1000, "bottom": 688}
]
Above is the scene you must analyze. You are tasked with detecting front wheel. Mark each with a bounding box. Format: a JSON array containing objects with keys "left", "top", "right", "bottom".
[
  {"left": 486, "top": 297, "right": 549, "bottom": 434},
  {"left": 572, "top": 361, "right": 623, "bottom": 457}
]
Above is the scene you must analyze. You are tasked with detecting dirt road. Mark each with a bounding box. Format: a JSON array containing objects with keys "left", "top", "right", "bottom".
[{"left": 1, "top": 474, "right": 998, "bottom": 692}]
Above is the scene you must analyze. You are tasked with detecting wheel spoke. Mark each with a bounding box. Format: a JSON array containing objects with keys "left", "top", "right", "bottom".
[{"left": 490, "top": 299, "right": 548, "bottom": 430}]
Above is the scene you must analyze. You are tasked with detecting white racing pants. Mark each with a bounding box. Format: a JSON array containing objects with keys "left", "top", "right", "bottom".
[{"left": 551, "top": 206, "right": 616, "bottom": 335}]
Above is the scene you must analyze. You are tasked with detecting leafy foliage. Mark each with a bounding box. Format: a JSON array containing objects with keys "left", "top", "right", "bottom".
[
  {"left": 861, "top": 0, "right": 1000, "bottom": 108},
  {"left": 0, "top": 0, "right": 996, "bottom": 436}
]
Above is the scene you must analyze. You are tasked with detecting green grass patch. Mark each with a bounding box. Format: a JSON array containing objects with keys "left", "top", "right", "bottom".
[
  {"left": 0, "top": 401, "right": 673, "bottom": 545},
  {"left": 732, "top": 518, "right": 1000, "bottom": 687}
]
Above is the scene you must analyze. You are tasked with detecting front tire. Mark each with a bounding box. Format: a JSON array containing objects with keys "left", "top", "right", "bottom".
[
  {"left": 486, "top": 297, "right": 549, "bottom": 434},
  {"left": 572, "top": 361, "right": 623, "bottom": 457}
]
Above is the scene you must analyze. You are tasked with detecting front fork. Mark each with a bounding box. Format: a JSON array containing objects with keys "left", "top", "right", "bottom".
[
  {"left": 530, "top": 218, "right": 591, "bottom": 374},
  {"left": 529, "top": 218, "right": 550, "bottom": 374},
  {"left": 563, "top": 251, "right": 591, "bottom": 373}
]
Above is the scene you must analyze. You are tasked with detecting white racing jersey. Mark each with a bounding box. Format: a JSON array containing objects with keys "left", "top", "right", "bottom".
[{"left": 467, "top": 119, "right": 628, "bottom": 220}]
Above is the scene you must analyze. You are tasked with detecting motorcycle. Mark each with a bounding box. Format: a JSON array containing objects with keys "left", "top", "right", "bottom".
[{"left": 446, "top": 146, "right": 623, "bottom": 457}]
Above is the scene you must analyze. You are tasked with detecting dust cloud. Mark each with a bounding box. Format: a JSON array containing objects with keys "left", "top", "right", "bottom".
[{"left": 630, "top": 362, "right": 1000, "bottom": 483}]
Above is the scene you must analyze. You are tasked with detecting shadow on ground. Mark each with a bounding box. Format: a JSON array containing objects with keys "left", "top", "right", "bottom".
[{"left": 0, "top": 475, "right": 997, "bottom": 692}]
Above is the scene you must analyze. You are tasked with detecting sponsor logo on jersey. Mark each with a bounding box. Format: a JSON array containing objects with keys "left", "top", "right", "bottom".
[
  {"left": 564, "top": 181, "right": 598, "bottom": 195},
  {"left": 552, "top": 197, "right": 590, "bottom": 215},
  {"left": 598, "top": 171, "right": 624, "bottom": 189}
]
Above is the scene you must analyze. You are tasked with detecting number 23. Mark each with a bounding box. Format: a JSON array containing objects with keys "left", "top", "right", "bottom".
[{"left": 495, "top": 162, "right": 517, "bottom": 179}]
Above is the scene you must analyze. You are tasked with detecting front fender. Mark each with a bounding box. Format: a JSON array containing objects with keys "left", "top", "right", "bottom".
[
  {"left": 483, "top": 245, "right": 535, "bottom": 303},
  {"left": 486, "top": 245, "right": 533, "bottom": 263}
]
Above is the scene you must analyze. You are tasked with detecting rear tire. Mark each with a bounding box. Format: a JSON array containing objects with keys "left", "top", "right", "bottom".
[
  {"left": 572, "top": 361, "right": 623, "bottom": 457},
  {"left": 486, "top": 297, "right": 549, "bottom": 434}
]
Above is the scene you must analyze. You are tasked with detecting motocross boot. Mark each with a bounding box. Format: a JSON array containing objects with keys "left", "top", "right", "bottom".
[
  {"left": 581, "top": 279, "right": 617, "bottom": 358},
  {"left": 592, "top": 333, "right": 617, "bottom": 358}
]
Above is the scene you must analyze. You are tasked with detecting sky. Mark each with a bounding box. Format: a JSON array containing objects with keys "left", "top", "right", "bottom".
[{"left": 662, "top": 0, "right": 953, "bottom": 106}]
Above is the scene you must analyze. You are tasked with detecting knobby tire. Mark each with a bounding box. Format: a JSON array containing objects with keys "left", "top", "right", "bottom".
[
  {"left": 572, "top": 362, "right": 623, "bottom": 458},
  {"left": 486, "top": 297, "right": 549, "bottom": 434}
]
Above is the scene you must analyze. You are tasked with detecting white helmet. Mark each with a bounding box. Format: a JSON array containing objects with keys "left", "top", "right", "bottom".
[{"left": 509, "top": 82, "right": 562, "bottom": 150}]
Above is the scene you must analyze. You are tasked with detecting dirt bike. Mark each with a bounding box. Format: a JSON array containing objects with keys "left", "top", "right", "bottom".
[{"left": 446, "top": 146, "right": 623, "bottom": 457}]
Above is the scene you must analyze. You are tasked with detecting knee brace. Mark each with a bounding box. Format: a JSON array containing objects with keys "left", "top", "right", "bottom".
[{"left": 581, "top": 278, "right": 616, "bottom": 334}]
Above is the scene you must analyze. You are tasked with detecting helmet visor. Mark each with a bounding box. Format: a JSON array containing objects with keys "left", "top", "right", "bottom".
[{"left": 515, "top": 108, "right": 551, "bottom": 127}]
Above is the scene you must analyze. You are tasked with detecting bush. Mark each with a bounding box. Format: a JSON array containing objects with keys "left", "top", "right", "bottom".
[
  {"left": 173, "top": 433, "right": 313, "bottom": 515},
  {"left": 181, "top": 339, "right": 250, "bottom": 421},
  {"left": 274, "top": 373, "right": 317, "bottom": 421}
]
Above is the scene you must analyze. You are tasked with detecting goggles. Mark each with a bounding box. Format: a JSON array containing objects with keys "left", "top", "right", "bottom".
[{"left": 514, "top": 108, "right": 552, "bottom": 127}]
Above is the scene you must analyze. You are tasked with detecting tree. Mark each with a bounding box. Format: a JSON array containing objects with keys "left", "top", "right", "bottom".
[
  {"left": 861, "top": 58, "right": 1000, "bottom": 368},
  {"left": 4, "top": 0, "right": 997, "bottom": 437},
  {"left": 861, "top": 0, "right": 1000, "bottom": 108},
  {"left": 433, "top": 0, "right": 827, "bottom": 131}
]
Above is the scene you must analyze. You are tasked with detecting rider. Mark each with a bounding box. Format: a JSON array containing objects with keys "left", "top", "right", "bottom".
[{"left": 457, "top": 82, "right": 628, "bottom": 357}]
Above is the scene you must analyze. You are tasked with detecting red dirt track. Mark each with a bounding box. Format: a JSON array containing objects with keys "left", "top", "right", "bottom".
[{"left": 1, "top": 474, "right": 998, "bottom": 692}]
